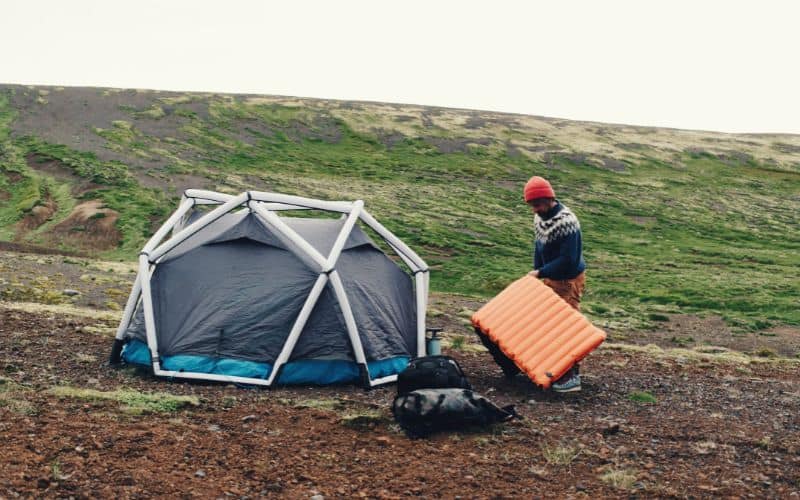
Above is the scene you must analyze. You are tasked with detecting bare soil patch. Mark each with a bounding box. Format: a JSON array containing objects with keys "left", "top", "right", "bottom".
[
  {"left": 630, "top": 216, "right": 656, "bottom": 226},
  {"left": 25, "top": 153, "right": 81, "bottom": 183},
  {"left": 599, "top": 157, "right": 627, "bottom": 172},
  {"left": 286, "top": 116, "right": 343, "bottom": 144},
  {"left": 423, "top": 136, "right": 493, "bottom": 154},
  {"left": 393, "top": 114, "right": 415, "bottom": 123},
  {"left": 505, "top": 141, "right": 524, "bottom": 158},
  {"left": 373, "top": 128, "right": 407, "bottom": 150},
  {"left": 50, "top": 201, "right": 122, "bottom": 251},
  {"left": 773, "top": 142, "right": 800, "bottom": 154},
  {"left": 464, "top": 115, "right": 487, "bottom": 129},
  {"left": 14, "top": 193, "right": 57, "bottom": 236}
]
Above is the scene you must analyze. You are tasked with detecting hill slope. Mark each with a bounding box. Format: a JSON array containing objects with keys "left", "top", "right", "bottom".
[{"left": 0, "top": 84, "right": 798, "bottom": 335}]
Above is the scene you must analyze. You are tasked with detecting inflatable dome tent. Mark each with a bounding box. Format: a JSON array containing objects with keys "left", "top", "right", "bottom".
[{"left": 109, "top": 189, "right": 429, "bottom": 388}]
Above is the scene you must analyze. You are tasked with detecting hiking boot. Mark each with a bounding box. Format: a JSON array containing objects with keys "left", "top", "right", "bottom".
[{"left": 552, "top": 373, "right": 581, "bottom": 393}]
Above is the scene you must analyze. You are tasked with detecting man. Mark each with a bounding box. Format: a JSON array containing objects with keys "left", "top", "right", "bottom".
[{"left": 525, "top": 175, "right": 586, "bottom": 392}]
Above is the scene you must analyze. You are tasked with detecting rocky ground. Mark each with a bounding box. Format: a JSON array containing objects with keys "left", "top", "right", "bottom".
[{"left": 0, "top": 249, "right": 799, "bottom": 498}]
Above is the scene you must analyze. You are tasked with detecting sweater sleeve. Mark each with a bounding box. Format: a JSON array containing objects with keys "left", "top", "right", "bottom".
[
  {"left": 537, "top": 231, "right": 580, "bottom": 279},
  {"left": 533, "top": 240, "right": 543, "bottom": 270}
]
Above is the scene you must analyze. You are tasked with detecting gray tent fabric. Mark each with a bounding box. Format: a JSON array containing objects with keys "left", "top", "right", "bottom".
[
  {"left": 125, "top": 212, "right": 416, "bottom": 368},
  {"left": 149, "top": 240, "right": 317, "bottom": 361},
  {"left": 289, "top": 284, "right": 352, "bottom": 361},
  {"left": 338, "top": 246, "right": 417, "bottom": 358},
  {"left": 163, "top": 212, "right": 288, "bottom": 261},
  {"left": 279, "top": 217, "right": 377, "bottom": 255},
  {"left": 165, "top": 212, "right": 377, "bottom": 262}
]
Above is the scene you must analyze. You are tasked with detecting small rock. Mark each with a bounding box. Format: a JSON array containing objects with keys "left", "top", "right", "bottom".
[
  {"left": 310, "top": 495, "right": 324, "bottom": 500},
  {"left": 62, "top": 289, "right": 81, "bottom": 296},
  {"left": 530, "top": 467, "right": 548, "bottom": 478},
  {"left": 195, "top": 469, "right": 206, "bottom": 478},
  {"left": 87, "top": 378, "right": 99, "bottom": 386},
  {"left": 265, "top": 481, "right": 283, "bottom": 492},
  {"left": 207, "top": 424, "right": 221, "bottom": 432},
  {"left": 241, "top": 415, "right": 257, "bottom": 423},
  {"left": 575, "top": 482, "right": 587, "bottom": 491}
]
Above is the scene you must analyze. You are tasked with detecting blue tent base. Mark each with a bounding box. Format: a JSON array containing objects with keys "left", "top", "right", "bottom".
[{"left": 121, "top": 339, "right": 408, "bottom": 386}]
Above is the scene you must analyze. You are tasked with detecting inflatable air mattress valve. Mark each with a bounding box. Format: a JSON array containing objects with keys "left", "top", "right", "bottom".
[{"left": 471, "top": 275, "right": 606, "bottom": 389}]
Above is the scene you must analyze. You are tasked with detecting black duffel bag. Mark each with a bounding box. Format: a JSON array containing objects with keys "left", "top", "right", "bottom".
[
  {"left": 397, "top": 355, "right": 471, "bottom": 395},
  {"left": 392, "top": 388, "right": 518, "bottom": 438}
]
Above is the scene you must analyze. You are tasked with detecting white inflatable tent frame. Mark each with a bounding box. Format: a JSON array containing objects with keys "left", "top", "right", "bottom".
[{"left": 110, "top": 189, "right": 429, "bottom": 388}]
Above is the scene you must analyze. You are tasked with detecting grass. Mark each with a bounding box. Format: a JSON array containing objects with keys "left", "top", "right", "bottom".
[
  {"left": 281, "top": 397, "right": 384, "bottom": 426},
  {"left": 670, "top": 336, "right": 694, "bottom": 346},
  {"left": 1, "top": 85, "right": 798, "bottom": 335},
  {"left": 0, "top": 376, "right": 38, "bottom": 415},
  {"left": 47, "top": 386, "right": 200, "bottom": 413},
  {"left": 628, "top": 390, "right": 657, "bottom": 404},
  {"left": 0, "top": 279, "right": 70, "bottom": 305},
  {"left": 340, "top": 409, "right": 387, "bottom": 428},
  {"left": 0, "top": 300, "right": 122, "bottom": 322},
  {"left": 51, "top": 459, "right": 63, "bottom": 481},
  {"left": 448, "top": 334, "right": 466, "bottom": 350},
  {"left": 540, "top": 443, "right": 580, "bottom": 466},
  {"left": 285, "top": 397, "right": 343, "bottom": 411},
  {"left": 602, "top": 342, "right": 800, "bottom": 366},
  {"left": 74, "top": 352, "right": 98, "bottom": 363},
  {"left": 753, "top": 347, "right": 778, "bottom": 358},
  {"left": 599, "top": 468, "right": 638, "bottom": 490}
]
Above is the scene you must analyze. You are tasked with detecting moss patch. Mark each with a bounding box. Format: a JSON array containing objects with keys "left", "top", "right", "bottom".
[{"left": 48, "top": 386, "right": 200, "bottom": 413}]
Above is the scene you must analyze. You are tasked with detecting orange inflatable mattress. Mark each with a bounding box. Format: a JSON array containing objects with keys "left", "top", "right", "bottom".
[{"left": 471, "top": 275, "right": 606, "bottom": 389}]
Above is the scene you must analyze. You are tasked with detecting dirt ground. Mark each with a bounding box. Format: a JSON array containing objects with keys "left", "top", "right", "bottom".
[
  {"left": 0, "top": 249, "right": 799, "bottom": 498},
  {"left": 1, "top": 307, "right": 798, "bottom": 498}
]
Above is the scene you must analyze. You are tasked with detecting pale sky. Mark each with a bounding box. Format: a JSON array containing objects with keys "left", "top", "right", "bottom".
[{"left": 2, "top": 0, "right": 799, "bottom": 134}]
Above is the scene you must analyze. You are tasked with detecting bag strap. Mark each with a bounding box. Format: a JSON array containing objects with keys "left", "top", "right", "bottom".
[
  {"left": 501, "top": 405, "right": 519, "bottom": 419},
  {"left": 440, "top": 356, "right": 467, "bottom": 378},
  {"left": 432, "top": 393, "right": 446, "bottom": 414}
]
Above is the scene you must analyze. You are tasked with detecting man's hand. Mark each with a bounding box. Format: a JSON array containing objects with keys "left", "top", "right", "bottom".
[{"left": 528, "top": 269, "right": 540, "bottom": 278}]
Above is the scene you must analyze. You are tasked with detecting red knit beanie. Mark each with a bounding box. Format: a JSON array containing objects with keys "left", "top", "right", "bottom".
[{"left": 523, "top": 176, "right": 555, "bottom": 202}]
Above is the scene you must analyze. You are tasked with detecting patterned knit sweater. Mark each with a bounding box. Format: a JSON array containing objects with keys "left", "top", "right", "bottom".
[{"left": 533, "top": 201, "right": 586, "bottom": 280}]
